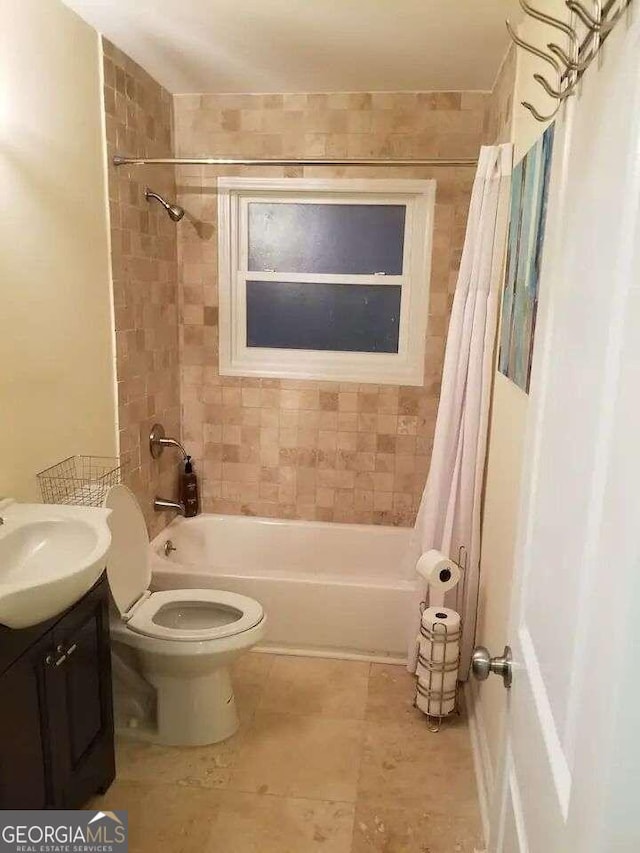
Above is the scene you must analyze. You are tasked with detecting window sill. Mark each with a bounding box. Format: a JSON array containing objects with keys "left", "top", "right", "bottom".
[{"left": 219, "top": 351, "right": 425, "bottom": 386}]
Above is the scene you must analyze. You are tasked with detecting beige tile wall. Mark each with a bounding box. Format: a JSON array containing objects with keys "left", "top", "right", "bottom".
[
  {"left": 103, "top": 39, "right": 180, "bottom": 536},
  {"left": 173, "top": 91, "right": 488, "bottom": 525}
]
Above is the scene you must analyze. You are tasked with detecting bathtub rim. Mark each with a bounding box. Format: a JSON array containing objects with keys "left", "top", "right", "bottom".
[
  {"left": 151, "top": 511, "right": 415, "bottom": 539},
  {"left": 150, "top": 511, "right": 415, "bottom": 584}
]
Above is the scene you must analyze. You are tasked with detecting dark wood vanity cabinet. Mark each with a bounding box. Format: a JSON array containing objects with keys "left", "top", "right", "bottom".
[{"left": 0, "top": 574, "right": 115, "bottom": 808}]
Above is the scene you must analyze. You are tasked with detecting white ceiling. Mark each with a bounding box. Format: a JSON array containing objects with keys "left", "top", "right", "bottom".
[{"left": 63, "top": 0, "right": 521, "bottom": 94}]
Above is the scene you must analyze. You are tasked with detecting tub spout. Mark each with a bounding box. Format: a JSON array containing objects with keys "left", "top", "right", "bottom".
[{"left": 154, "top": 497, "right": 185, "bottom": 516}]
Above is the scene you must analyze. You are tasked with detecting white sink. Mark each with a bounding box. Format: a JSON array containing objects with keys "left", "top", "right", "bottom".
[{"left": 0, "top": 500, "right": 112, "bottom": 629}]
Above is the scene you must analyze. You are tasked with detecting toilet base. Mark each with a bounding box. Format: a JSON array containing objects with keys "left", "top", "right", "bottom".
[
  {"left": 109, "top": 613, "right": 267, "bottom": 747},
  {"left": 137, "top": 666, "right": 239, "bottom": 746}
]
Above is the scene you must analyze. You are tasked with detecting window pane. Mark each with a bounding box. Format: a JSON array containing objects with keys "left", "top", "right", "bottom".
[
  {"left": 246, "top": 280, "right": 401, "bottom": 353},
  {"left": 248, "top": 203, "right": 406, "bottom": 275}
]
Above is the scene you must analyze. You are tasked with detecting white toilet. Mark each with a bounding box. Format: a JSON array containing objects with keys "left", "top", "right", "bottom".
[{"left": 103, "top": 484, "right": 266, "bottom": 746}]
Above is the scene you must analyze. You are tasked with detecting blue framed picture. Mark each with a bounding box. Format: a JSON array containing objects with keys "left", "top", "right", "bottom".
[{"left": 499, "top": 124, "right": 555, "bottom": 392}]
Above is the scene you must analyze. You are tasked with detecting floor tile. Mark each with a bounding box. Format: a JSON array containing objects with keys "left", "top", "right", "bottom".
[
  {"left": 357, "top": 718, "right": 478, "bottom": 813},
  {"left": 208, "top": 791, "right": 355, "bottom": 852},
  {"left": 232, "top": 650, "right": 275, "bottom": 722},
  {"left": 91, "top": 780, "right": 220, "bottom": 853},
  {"left": 115, "top": 732, "right": 242, "bottom": 789},
  {"left": 351, "top": 802, "right": 483, "bottom": 853},
  {"left": 259, "top": 655, "right": 370, "bottom": 720},
  {"left": 366, "top": 663, "right": 426, "bottom": 726},
  {"left": 95, "top": 653, "right": 482, "bottom": 853},
  {"left": 229, "top": 711, "right": 364, "bottom": 802}
]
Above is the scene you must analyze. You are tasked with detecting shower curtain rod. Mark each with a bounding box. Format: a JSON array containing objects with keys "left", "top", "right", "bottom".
[{"left": 113, "top": 155, "right": 478, "bottom": 168}]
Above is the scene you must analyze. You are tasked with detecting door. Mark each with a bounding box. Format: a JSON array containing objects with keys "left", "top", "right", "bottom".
[
  {"left": 47, "top": 576, "right": 115, "bottom": 808},
  {"left": 488, "top": 14, "right": 640, "bottom": 853},
  {"left": 0, "top": 634, "right": 53, "bottom": 808}
]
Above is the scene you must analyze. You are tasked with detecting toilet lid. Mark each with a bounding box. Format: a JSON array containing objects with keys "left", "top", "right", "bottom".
[{"left": 103, "top": 484, "right": 151, "bottom": 616}]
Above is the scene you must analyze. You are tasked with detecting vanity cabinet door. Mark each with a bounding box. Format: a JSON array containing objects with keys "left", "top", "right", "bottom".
[
  {"left": 46, "top": 576, "right": 115, "bottom": 808},
  {"left": 0, "top": 634, "right": 53, "bottom": 808}
]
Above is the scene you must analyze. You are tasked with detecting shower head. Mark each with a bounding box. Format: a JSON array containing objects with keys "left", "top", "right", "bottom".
[{"left": 144, "top": 187, "right": 185, "bottom": 222}]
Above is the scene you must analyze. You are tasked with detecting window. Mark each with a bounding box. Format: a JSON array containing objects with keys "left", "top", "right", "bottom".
[{"left": 217, "top": 178, "right": 435, "bottom": 385}]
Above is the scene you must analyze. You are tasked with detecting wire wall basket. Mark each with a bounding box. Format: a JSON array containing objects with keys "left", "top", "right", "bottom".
[{"left": 37, "top": 456, "right": 122, "bottom": 507}]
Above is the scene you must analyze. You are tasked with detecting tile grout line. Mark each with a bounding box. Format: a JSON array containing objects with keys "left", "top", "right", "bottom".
[{"left": 347, "top": 661, "right": 374, "bottom": 851}]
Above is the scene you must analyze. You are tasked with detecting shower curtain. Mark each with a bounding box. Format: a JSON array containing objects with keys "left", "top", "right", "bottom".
[{"left": 408, "top": 143, "right": 513, "bottom": 676}]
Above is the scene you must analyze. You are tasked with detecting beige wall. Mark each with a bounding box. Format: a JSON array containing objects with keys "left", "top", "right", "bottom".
[
  {"left": 102, "top": 40, "right": 180, "bottom": 537},
  {"left": 174, "top": 92, "right": 487, "bottom": 524},
  {"left": 483, "top": 46, "right": 516, "bottom": 150},
  {"left": 0, "top": 0, "right": 117, "bottom": 501},
  {"left": 472, "top": 43, "right": 523, "bottom": 794},
  {"left": 472, "top": 0, "right": 570, "bottom": 807}
]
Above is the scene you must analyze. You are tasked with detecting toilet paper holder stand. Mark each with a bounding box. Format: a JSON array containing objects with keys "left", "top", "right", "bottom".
[{"left": 413, "top": 545, "right": 467, "bottom": 733}]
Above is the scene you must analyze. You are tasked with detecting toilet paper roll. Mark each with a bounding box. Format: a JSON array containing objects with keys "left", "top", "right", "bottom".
[
  {"left": 416, "top": 665, "right": 458, "bottom": 697},
  {"left": 419, "top": 607, "right": 461, "bottom": 664},
  {"left": 415, "top": 605, "right": 460, "bottom": 719},
  {"left": 415, "top": 550, "right": 461, "bottom": 593},
  {"left": 416, "top": 687, "right": 456, "bottom": 717},
  {"left": 421, "top": 606, "right": 461, "bottom": 633},
  {"left": 419, "top": 637, "right": 459, "bottom": 666}
]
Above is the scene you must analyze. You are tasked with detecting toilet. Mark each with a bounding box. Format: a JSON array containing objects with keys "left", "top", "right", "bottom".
[{"left": 103, "top": 484, "right": 266, "bottom": 746}]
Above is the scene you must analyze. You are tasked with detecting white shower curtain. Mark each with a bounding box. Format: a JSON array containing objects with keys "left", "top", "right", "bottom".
[{"left": 408, "top": 143, "right": 513, "bottom": 677}]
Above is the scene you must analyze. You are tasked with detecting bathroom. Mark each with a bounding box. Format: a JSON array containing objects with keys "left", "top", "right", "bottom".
[{"left": 2, "top": 0, "right": 639, "bottom": 850}]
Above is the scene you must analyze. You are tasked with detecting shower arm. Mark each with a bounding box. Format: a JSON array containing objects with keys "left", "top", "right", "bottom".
[{"left": 145, "top": 188, "right": 167, "bottom": 206}]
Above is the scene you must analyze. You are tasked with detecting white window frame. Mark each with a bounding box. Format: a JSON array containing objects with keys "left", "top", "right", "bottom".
[{"left": 217, "top": 177, "right": 435, "bottom": 386}]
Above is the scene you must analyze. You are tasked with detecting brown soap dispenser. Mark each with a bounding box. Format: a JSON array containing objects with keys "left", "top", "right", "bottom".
[{"left": 181, "top": 455, "right": 200, "bottom": 518}]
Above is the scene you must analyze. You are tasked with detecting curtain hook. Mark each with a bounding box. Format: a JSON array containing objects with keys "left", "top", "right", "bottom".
[
  {"left": 521, "top": 100, "right": 562, "bottom": 122},
  {"left": 506, "top": 20, "right": 562, "bottom": 71},
  {"left": 565, "top": 0, "right": 616, "bottom": 32},
  {"left": 547, "top": 42, "right": 592, "bottom": 72},
  {"left": 520, "top": 0, "right": 580, "bottom": 48},
  {"left": 533, "top": 73, "right": 577, "bottom": 100}
]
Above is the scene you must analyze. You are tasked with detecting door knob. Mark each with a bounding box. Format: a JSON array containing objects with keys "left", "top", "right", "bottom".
[{"left": 471, "top": 645, "right": 513, "bottom": 688}]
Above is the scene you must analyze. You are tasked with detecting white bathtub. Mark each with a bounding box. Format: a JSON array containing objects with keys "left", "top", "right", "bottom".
[{"left": 150, "top": 514, "right": 419, "bottom": 661}]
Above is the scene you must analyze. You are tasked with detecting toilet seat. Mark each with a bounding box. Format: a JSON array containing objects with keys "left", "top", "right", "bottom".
[{"left": 126, "top": 589, "right": 264, "bottom": 642}]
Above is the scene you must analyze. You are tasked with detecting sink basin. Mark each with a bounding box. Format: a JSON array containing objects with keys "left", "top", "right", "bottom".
[{"left": 0, "top": 500, "right": 111, "bottom": 629}]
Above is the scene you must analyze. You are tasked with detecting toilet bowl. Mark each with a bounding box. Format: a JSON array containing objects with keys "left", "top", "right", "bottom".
[{"left": 103, "top": 484, "right": 266, "bottom": 746}]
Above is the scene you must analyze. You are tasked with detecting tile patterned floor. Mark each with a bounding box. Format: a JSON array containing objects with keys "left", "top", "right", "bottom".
[{"left": 92, "top": 654, "right": 483, "bottom": 852}]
